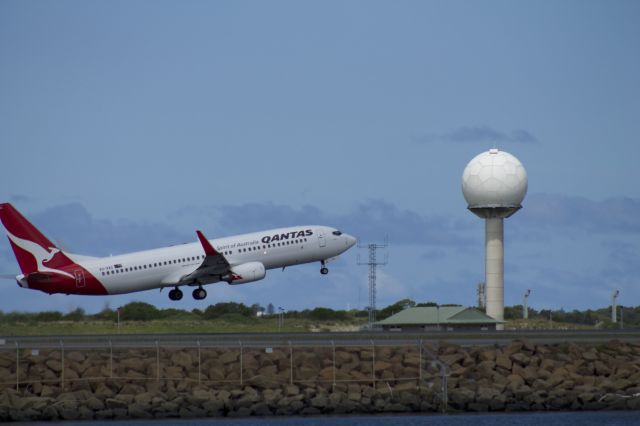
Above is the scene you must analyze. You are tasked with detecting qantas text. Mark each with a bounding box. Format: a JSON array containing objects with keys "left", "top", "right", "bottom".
[{"left": 261, "top": 229, "right": 313, "bottom": 244}]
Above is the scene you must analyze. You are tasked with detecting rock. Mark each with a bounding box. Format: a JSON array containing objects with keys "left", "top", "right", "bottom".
[
  {"left": 247, "top": 375, "right": 279, "bottom": 389},
  {"left": 285, "top": 384, "right": 300, "bottom": 396},
  {"left": 179, "top": 406, "right": 207, "bottom": 418},
  {"left": 94, "top": 383, "right": 115, "bottom": 399},
  {"left": 86, "top": 396, "right": 105, "bottom": 410},
  {"left": 449, "top": 388, "right": 475, "bottom": 408},
  {"left": 45, "top": 359, "right": 63, "bottom": 373},
  {"left": 506, "top": 374, "right": 525, "bottom": 390},
  {"left": 228, "top": 406, "right": 251, "bottom": 417},
  {"left": 66, "top": 351, "right": 86, "bottom": 363},
  {"left": 218, "top": 351, "right": 239, "bottom": 365},
  {"left": 171, "top": 351, "right": 193, "bottom": 369},
  {"left": 504, "top": 341, "right": 524, "bottom": 356},
  {"left": 477, "top": 349, "right": 496, "bottom": 362},
  {"left": 42, "top": 405, "right": 59, "bottom": 420},
  {"left": 394, "top": 381, "right": 417, "bottom": 392},
  {"left": 490, "top": 394, "right": 507, "bottom": 411},
  {"left": 105, "top": 398, "right": 129, "bottom": 410},
  {"left": 468, "top": 402, "right": 489, "bottom": 412},
  {"left": 510, "top": 352, "right": 530, "bottom": 367},
  {"left": 374, "top": 361, "right": 393, "bottom": 372},
  {"left": 582, "top": 350, "right": 599, "bottom": 361},
  {"left": 251, "top": 402, "right": 272, "bottom": 416},
  {"left": 310, "top": 394, "right": 329, "bottom": 409},
  {"left": 440, "top": 353, "right": 465, "bottom": 366},
  {"left": 346, "top": 390, "right": 361, "bottom": 402},
  {"left": 128, "top": 403, "right": 153, "bottom": 419},
  {"left": 202, "top": 399, "right": 225, "bottom": 415},
  {"left": 476, "top": 386, "right": 499, "bottom": 405},
  {"left": 496, "top": 354, "right": 512, "bottom": 370},
  {"left": 398, "top": 391, "right": 420, "bottom": 409}
]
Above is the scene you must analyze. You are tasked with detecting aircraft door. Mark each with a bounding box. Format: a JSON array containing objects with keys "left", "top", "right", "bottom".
[
  {"left": 74, "top": 270, "right": 86, "bottom": 288},
  {"left": 318, "top": 231, "right": 326, "bottom": 247}
]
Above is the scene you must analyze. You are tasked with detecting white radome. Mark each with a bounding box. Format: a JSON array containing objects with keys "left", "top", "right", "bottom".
[{"left": 462, "top": 149, "right": 528, "bottom": 208}]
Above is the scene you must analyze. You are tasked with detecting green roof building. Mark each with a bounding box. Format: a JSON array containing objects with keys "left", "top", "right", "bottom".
[{"left": 375, "top": 306, "right": 503, "bottom": 331}]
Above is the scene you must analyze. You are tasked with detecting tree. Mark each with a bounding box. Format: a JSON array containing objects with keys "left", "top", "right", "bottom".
[
  {"left": 203, "top": 302, "right": 253, "bottom": 319},
  {"left": 250, "top": 303, "right": 265, "bottom": 315},
  {"left": 308, "top": 307, "right": 348, "bottom": 321},
  {"left": 120, "top": 302, "right": 160, "bottom": 321},
  {"left": 377, "top": 299, "right": 416, "bottom": 320},
  {"left": 64, "top": 308, "right": 85, "bottom": 321}
]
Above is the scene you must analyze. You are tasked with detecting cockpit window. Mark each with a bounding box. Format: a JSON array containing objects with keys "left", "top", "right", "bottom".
[{"left": 332, "top": 230, "right": 342, "bottom": 236}]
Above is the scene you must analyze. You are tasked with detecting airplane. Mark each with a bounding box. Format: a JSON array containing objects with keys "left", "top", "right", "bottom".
[{"left": 0, "top": 203, "right": 357, "bottom": 301}]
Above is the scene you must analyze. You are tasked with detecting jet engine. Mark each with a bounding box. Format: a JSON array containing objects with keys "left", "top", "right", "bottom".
[{"left": 222, "top": 262, "right": 266, "bottom": 285}]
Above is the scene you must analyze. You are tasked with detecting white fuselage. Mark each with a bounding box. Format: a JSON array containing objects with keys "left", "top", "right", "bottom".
[{"left": 77, "top": 225, "right": 355, "bottom": 295}]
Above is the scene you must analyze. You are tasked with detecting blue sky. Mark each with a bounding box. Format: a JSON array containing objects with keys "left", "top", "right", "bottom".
[{"left": 1, "top": 0, "right": 639, "bottom": 313}]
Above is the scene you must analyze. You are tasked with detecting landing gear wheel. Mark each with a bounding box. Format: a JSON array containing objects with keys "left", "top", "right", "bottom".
[
  {"left": 192, "top": 287, "right": 207, "bottom": 300},
  {"left": 320, "top": 260, "right": 329, "bottom": 275},
  {"left": 168, "top": 288, "right": 183, "bottom": 301}
]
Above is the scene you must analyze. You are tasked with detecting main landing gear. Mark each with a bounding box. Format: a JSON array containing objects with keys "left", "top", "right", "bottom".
[
  {"left": 320, "top": 260, "right": 329, "bottom": 275},
  {"left": 192, "top": 287, "right": 207, "bottom": 300},
  {"left": 168, "top": 287, "right": 183, "bottom": 301},
  {"left": 168, "top": 286, "right": 207, "bottom": 301}
]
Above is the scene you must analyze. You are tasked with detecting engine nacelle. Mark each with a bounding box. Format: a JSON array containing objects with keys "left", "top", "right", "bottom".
[{"left": 222, "top": 262, "right": 266, "bottom": 285}]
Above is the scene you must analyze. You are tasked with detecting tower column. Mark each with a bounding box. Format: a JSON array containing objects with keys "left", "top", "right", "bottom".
[{"left": 485, "top": 217, "right": 504, "bottom": 330}]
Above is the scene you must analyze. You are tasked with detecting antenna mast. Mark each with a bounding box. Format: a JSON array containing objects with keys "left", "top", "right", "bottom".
[
  {"left": 358, "top": 237, "right": 388, "bottom": 328},
  {"left": 477, "top": 282, "right": 486, "bottom": 310}
]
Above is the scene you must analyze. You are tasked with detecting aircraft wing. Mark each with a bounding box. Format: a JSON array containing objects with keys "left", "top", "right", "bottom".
[{"left": 177, "top": 230, "right": 231, "bottom": 285}]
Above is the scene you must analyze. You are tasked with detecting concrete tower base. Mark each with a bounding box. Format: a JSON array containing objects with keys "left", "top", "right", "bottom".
[
  {"left": 469, "top": 206, "right": 520, "bottom": 331},
  {"left": 486, "top": 217, "right": 504, "bottom": 330}
]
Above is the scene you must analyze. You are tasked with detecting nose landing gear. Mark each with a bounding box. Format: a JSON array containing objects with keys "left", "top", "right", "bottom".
[{"left": 320, "top": 260, "right": 329, "bottom": 275}]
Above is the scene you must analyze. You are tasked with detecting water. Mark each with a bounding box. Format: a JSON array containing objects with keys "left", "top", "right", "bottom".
[{"left": 21, "top": 412, "right": 640, "bottom": 426}]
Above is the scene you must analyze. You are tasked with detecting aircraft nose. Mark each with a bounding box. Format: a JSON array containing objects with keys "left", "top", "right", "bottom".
[{"left": 345, "top": 234, "right": 357, "bottom": 248}]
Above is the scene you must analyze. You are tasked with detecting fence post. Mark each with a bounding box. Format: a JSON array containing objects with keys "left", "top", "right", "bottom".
[
  {"left": 15, "top": 341, "right": 19, "bottom": 392},
  {"left": 418, "top": 339, "right": 422, "bottom": 384},
  {"left": 239, "top": 341, "right": 243, "bottom": 386},
  {"left": 332, "top": 340, "right": 336, "bottom": 391},
  {"left": 109, "top": 340, "right": 113, "bottom": 379},
  {"left": 155, "top": 341, "right": 160, "bottom": 382},
  {"left": 288, "top": 341, "right": 293, "bottom": 385},
  {"left": 371, "top": 340, "right": 375, "bottom": 389},
  {"left": 442, "top": 366, "right": 448, "bottom": 413},
  {"left": 60, "top": 340, "right": 64, "bottom": 390},
  {"left": 197, "top": 340, "right": 201, "bottom": 385}
]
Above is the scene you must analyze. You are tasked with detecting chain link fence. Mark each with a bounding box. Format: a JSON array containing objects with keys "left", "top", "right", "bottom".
[{"left": 0, "top": 338, "right": 448, "bottom": 410}]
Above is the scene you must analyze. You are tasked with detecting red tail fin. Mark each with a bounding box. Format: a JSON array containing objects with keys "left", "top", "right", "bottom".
[{"left": 0, "top": 203, "right": 74, "bottom": 275}]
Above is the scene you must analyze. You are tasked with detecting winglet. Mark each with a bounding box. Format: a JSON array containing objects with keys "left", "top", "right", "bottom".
[{"left": 196, "top": 230, "right": 218, "bottom": 256}]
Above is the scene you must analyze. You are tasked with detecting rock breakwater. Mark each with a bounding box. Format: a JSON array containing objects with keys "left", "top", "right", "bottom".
[{"left": 0, "top": 339, "right": 639, "bottom": 420}]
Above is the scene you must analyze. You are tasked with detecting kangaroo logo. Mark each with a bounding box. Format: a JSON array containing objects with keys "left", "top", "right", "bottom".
[{"left": 6, "top": 231, "right": 74, "bottom": 279}]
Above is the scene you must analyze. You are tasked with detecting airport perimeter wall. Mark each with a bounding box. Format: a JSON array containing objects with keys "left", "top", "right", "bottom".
[{"left": 0, "top": 338, "right": 639, "bottom": 421}]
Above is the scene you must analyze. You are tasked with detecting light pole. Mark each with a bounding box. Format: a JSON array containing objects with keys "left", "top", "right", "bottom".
[
  {"left": 278, "top": 307, "right": 284, "bottom": 331},
  {"left": 436, "top": 305, "right": 440, "bottom": 331},
  {"left": 611, "top": 290, "right": 619, "bottom": 323}
]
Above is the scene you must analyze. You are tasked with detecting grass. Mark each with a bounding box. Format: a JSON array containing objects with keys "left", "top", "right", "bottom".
[
  {"left": 0, "top": 317, "right": 599, "bottom": 337},
  {"left": 506, "top": 318, "right": 594, "bottom": 330},
  {"left": 0, "top": 317, "right": 367, "bottom": 336}
]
